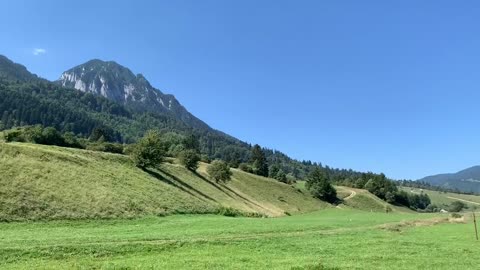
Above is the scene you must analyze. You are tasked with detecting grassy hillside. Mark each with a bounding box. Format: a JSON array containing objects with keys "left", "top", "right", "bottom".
[
  {"left": 295, "top": 181, "right": 410, "bottom": 213},
  {"left": 0, "top": 142, "right": 327, "bottom": 221},
  {"left": 401, "top": 187, "right": 480, "bottom": 209},
  {"left": 0, "top": 209, "right": 471, "bottom": 269}
]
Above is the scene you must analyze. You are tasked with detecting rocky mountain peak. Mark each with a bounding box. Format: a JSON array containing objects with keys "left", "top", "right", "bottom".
[{"left": 57, "top": 59, "right": 208, "bottom": 129}]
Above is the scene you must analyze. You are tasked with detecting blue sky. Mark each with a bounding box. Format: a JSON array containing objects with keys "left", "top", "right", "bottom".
[{"left": 1, "top": 0, "right": 480, "bottom": 180}]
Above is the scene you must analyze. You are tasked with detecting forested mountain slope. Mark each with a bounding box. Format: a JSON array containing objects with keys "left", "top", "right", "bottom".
[
  {"left": 419, "top": 166, "right": 480, "bottom": 193},
  {"left": 0, "top": 54, "right": 390, "bottom": 181}
]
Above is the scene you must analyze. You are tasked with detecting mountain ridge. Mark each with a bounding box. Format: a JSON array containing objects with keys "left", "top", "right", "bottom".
[
  {"left": 0, "top": 55, "right": 39, "bottom": 82},
  {"left": 56, "top": 59, "right": 209, "bottom": 130},
  {"left": 419, "top": 165, "right": 480, "bottom": 193}
]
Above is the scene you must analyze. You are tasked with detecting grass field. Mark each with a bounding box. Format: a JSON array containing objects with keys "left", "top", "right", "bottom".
[
  {"left": 0, "top": 142, "right": 327, "bottom": 221},
  {"left": 0, "top": 209, "right": 475, "bottom": 269},
  {"left": 2, "top": 142, "right": 480, "bottom": 269}
]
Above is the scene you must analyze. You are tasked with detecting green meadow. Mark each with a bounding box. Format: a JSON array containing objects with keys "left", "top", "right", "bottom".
[
  {"left": 0, "top": 209, "right": 476, "bottom": 269},
  {"left": 1, "top": 142, "right": 479, "bottom": 269}
]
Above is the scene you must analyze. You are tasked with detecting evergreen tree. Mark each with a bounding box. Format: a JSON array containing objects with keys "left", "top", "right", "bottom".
[
  {"left": 306, "top": 168, "right": 337, "bottom": 203},
  {"left": 269, "top": 164, "right": 280, "bottom": 179},
  {"left": 250, "top": 144, "right": 268, "bottom": 177},
  {"left": 182, "top": 133, "right": 200, "bottom": 153}
]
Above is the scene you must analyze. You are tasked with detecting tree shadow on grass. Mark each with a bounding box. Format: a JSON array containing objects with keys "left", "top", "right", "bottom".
[
  {"left": 192, "top": 171, "right": 267, "bottom": 210},
  {"left": 143, "top": 168, "right": 217, "bottom": 203}
]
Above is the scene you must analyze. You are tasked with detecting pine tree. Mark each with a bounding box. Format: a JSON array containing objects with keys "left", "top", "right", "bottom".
[
  {"left": 250, "top": 144, "right": 268, "bottom": 177},
  {"left": 306, "top": 168, "right": 337, "bottom": 203}
]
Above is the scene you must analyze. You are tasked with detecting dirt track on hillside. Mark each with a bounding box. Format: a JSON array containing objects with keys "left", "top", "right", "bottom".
[{"left": 446, "top": 196, "right": 480, "bottom": 205}]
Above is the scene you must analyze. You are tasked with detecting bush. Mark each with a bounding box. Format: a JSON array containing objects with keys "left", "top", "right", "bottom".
[
  {"left": 131, "top": 130, "right": 166, "bottom": 169},
  {"left": 448, "top": 201, "right": 467, "bottom": 213},
  {"left": 425, "top": 204, "right": 439, "bottom": 213},
  {"left": 178, "top": 149, "right": 200, "bottom": 171},
  {"left": 215, "top": 207, "right": 266, "bottom": 218},
  {"left": 200, "top": 154, "right": 211, "bottom": 163},
  {"left": 4, "top": 129, "right": 25, "bottom": 142},
  {"left": 451, "top": 213, "right": 463, "bottom": 218},
  {"left": 239, "top": 163, "right": 253, "bottom": 173},
  {"left": 216, "top": 207, "right": 243, "bottom": 217},
  {"left": 63, "top": 132, "right": 83, "bottom": 149},
  {"left": 39, "top": 127, "right": 65, "bottom": 145},
  {"left": 207, "top": 160, "right": 232, "bottom": 183},
  {"left": 5, "top": 126, "right": 65, "bottom": 146}
]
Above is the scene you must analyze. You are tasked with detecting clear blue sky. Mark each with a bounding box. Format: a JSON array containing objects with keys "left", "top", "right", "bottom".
[{"left": 1, "top": 0, "right": 480, "bottom": 180}]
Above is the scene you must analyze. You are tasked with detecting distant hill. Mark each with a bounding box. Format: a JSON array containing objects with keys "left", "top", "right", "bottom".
[
  {"left": 0, "top": 141, "right": 328, "bottom": 221},
  {"left": 418, "top": 166, "right": 480, "bottom": 193}
]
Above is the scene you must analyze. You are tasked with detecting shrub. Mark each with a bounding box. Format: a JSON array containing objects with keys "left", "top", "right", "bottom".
[
  {"left": 239, "top": 163, "right": 253, "bottom": 173},
  {"left": 448, "top": 201, "right": 467, "bottom": 213},
  {"left": 207, "top": 160, "right": 232, "bottom": 183},
  {"left": 63, "top": 132, "right": 84, "bottom": 149},
  {"left": 40, "top": 127, "right": 65, "bottom": 145},
  {"left": 451, "top": 213, "right": 463, "bottom": 218},
  {"left": 4, "top": 129, "right": 25, "bottom": 142},
  {"left": 216, "top": 207, "right": 243, "bottom": 217},
  {"left": 200, "top": 154, "right": 211, "bottom": 163}
]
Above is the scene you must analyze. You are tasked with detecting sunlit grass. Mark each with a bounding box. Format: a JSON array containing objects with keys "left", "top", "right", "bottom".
[{"left": 0, "top": 209, "right": 474, "bottom": 269}]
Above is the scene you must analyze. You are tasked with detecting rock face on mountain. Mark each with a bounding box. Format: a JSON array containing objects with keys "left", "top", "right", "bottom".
[
  {"left": 57, "top": 59, "right": 208, "bottom": 129},
  {"left": 419, "top": 166, "right": 480, "bottom": 193}
]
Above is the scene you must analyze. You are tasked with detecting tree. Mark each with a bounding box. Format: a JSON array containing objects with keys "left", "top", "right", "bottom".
[
  {"left": 385, "top": 191, "right": 396, "bottom": 204},
  {"left": 179, "top": 149, "right": 200, "bottom": 171},
  {"left": 40, "top": 127, "right": 65, "bottom": 145},
  {"left": 23, "top": 125, "right": 43, "bottom": 142},
  {"left": 269, "top": 164, "right": 280, "bottom": 179},
  {"left": 89, "top": 126, "right": 113, "bottom": 142},
  {"left": 305, "top": 168, "right": 337, "bottom": 203},
  {"left": 250, "top": 144, "right": 268, "bottom": 177},
  {"left": 275, "top": 169, "right": 288, "bottom": 183},
  {"left": 131, "top": 130, "right": 166, "bottom": 169},
  {"left": 207, "top": 160, "right": 232, "bottom": 183},
  {"left": 364, "top": 173, "right": 397, "bottom": 200},
  {"left": 182, "top": 133, "right": 200, "bottom": 152}
]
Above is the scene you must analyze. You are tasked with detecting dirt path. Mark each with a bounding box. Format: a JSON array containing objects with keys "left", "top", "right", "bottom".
[
  {"left": 446, "top": 196, "right": 480, "bottom": 205},
  {"left": 344, "top": 190, "right": 357, "bottom": 200}
]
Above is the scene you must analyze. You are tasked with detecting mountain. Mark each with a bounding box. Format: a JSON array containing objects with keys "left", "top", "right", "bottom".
[
  {"left": 418, "top": 166, "right": 480, "bottom": 193},
  {"left": 0, "top": 55, "right": 39, "bottom": 82},
  {"left": 0, "top": 54, "right": 382, "bottom": 182},
  {"left": 0, "top": 55, "right": 299, "bottom": 175},
  {"left": 56, "top": 59, "right": 208, "bottom": 129}
]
